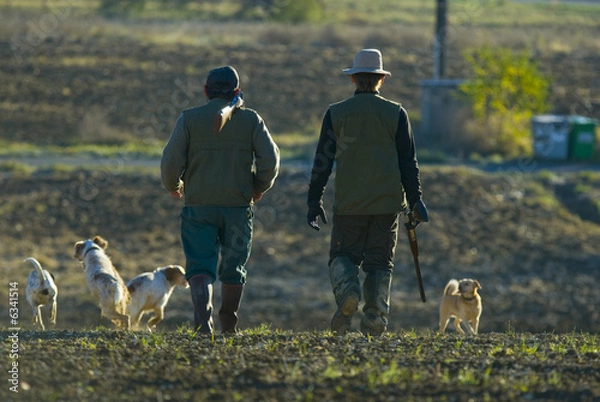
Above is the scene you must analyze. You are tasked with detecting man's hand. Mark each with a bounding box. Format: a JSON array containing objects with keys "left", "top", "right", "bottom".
[
  {"left": 307, "top": 202, "right": 327, "bottom": 231},
  {"left": 170, "top": 180, "right": 184, "bottom": 199},
  {"left": 253, "top": 190, "right": 263, "bottom": 202}
]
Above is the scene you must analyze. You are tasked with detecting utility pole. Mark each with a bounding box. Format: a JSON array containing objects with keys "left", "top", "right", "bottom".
[{"left": 433, "top": 0, "right": 447, "bottom": 79}]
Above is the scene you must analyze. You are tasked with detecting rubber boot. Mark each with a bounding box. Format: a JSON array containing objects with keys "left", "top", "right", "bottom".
[
  {"left": 329, "top": 256, "right": 361, "bottom": 334},
  {"left": 360, "top": 270, "right": 392, "bottom": 336},
  {"left": 188, "top": 274, "right": 214, "bottom": 335},
  {"left": 219, "top": 283, "right": 244, "bottom": 334}
]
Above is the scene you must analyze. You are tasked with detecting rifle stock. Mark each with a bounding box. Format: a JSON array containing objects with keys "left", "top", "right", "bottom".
[{"left": 405, "top": 215, "right": 426, "bottom": 303}]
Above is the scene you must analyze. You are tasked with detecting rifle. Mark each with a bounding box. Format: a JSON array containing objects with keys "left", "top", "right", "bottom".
[
  {"left": 404, "top": 200, "right": 429, "bottom": 303},
  {"left": 213, "top": 91, "right": 244, "bottom": 134}
]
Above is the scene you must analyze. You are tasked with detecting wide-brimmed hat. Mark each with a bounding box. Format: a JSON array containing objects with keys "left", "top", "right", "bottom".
[
  {"left": 342, "top": 49, "right": 391, "bottom": 76},
  {"left": 206, "top": 65, "right": 240, "bottom": 90}
]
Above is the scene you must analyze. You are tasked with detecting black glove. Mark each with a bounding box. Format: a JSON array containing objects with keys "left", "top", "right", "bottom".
[
  {"left": 307, "top": 201, "right": 328, "bottom": 231},
  {"left": 407, "top": 199, "right": 429, "bottom": 228},
  {"left": 411, "top": 199, "right": 429, "bottom": 223}
]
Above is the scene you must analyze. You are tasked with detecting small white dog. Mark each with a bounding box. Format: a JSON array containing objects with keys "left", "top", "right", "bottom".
[
  {"left": 126, "top": 265, "right": 189, "bottom": 331},
  {"left": 73, "top": 236, "right": 130, "bottom": 330},
  {"left": 439, "top": 278, "right": 482, "bottom": 335},
  {"left": 25, "top": 257, "right": 58, "bottom": 330}
]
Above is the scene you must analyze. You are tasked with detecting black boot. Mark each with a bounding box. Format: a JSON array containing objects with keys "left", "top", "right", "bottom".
[
  {"left": 188, "top": 275, "right": 214, "bottom": 335},
  {"left": 219, "top": 283, "right": 244, "bottom": 334}
]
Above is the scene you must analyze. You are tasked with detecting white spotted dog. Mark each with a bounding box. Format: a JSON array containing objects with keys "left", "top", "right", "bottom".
[
  {"left": 73, "top": 236, "right": 131, "bottom": 330},
  {"left": 25, "top": 257, "right": 58, "bottom": 330},
  {"left": 127, "top": 265, "right": 189, "bottom": 331}
]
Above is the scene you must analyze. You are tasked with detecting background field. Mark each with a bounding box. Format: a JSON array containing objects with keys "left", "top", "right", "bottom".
[{"left": 0, "top": 1, "right": 599, "bottom": 401}]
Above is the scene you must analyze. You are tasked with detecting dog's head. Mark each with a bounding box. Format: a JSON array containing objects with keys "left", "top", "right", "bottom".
[
  {"left": 458, "top": 278, "right": 481, "bottom": 297},
  {"left": 160, "top": 265, "right": 189, "bottom": 288},
  {"left": 73, "top": 235, "right": 109, "bottom": 260}
]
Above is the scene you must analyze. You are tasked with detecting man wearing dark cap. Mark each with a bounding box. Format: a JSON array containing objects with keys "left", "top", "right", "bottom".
[
  {"left": 161, "top": 65, "right": 280, "bottom": 335},
  {"left": 306, "top": 49, "right": 427, "bottom": 336}
]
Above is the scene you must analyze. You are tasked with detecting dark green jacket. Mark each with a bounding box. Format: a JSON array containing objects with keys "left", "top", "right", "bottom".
[{"left": 161, "top": 98, "right": 280, "bottom": 206}]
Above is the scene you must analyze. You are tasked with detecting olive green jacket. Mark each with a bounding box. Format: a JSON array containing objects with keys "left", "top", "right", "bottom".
[
  {"left": 161, "top": 98, "right": 280, "bottom": 206},
  {"left": 329, "top": 93, "right": 407, "bottom": 214}
]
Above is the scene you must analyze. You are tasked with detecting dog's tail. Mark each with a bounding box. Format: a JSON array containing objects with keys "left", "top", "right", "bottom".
[
  {"left": 113, "top": 282, "right": 130, "bottom": 314},
  {"left": 444, "top": 279, "right": 460, "bottom": 296},
  {"left": 24, "top": 257, "right": 45, "bottom": 280}
]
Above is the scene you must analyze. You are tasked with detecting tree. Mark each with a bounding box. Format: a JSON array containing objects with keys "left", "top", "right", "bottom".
[{"left": 460, "top": 46, "right": 550, "bottom": 156}]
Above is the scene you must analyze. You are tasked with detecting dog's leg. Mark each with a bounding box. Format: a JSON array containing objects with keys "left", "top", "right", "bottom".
[
  {"left": 104, "top": 307, "right": 131, "bottom": 330},
  {"left": 50, "top": 299, "right": 57, "bottom": 326},
  {"left": 439, "top": 316, "right": 450, "bottom": 333},
  {"left": 112, "top": 313, "right": 130, "bottom": 330},
  {"left": 147, "top": 307, "right": 164, "bottom": 329},
  {"left": 452, "top": 317, "right": 465, "bottom": 335},
  {"left": 128, "top": 306, "right": 143, "bottom": 331},
  {"left": 31, "top": 305, "right": 39, "bottom": 325},
  {"left": 118, "top": 313, "right": 131, "bottom": 330},
  {"left": 35, "top": 305, "right": 45, "bottom": 330},
  {"left": 469, "top": 319, "right": 479, "bottom": 335}
]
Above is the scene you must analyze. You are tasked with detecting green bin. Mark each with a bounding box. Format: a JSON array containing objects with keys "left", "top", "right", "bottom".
[{"left": 568, "top": 116, "right": 597, "bottom": 161}]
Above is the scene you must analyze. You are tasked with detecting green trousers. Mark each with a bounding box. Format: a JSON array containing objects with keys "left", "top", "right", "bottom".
[{"left": 180, "top": 205, "right": 253, "bottom": 285}]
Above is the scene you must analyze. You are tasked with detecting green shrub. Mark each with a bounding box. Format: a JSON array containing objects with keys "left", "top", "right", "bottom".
[{"left": 460, "top": 46, "right": 551, "bottom": 157}]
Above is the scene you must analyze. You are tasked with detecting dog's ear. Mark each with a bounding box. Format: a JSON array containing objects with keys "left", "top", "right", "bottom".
[
  {"left": 475, "top": 280, "right": 481, "bottom": 289},
  {"left": 93, "top": 236, "right": 108, "bottom": 249},
  {"left": 74, "top": 241, "right": 85, "bottom": 258},
  {"left": 163, "top": 266, "right": 176, "bottom": 282}
]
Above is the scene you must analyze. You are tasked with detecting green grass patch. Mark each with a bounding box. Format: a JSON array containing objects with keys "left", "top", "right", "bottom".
[{"left": 0, "top": 141, "right": 163, "bottom": 158}]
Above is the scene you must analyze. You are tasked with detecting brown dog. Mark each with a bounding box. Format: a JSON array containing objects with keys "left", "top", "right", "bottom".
[{"left": 439, "top": 278, "right": 482, "bottom": 335}]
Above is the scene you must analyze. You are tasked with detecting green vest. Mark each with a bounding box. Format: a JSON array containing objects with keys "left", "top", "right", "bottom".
[
  {"left": 329, "top": 93, "right": 406, "bottom": 215},
  {"left": 182, "top": 98, "right": 257, "bottom": 206}
]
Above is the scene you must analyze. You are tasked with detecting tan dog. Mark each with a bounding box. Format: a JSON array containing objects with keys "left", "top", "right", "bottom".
[
  {"left": 25, "top": 257, "right": 58, "bottom": 330},
  {"left": 439, "top": 278, "right": 482, "bottom": 335},
  {"left": 73, "top": 236, "right": 131, "bottom": 330},
  {"left": 126, "top": 265, "right": 189, "bottom": 331}
]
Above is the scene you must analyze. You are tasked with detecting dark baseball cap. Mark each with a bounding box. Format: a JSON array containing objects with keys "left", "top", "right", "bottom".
[{"left": 206, "top": 66, "right": 239, "bottom": 90}]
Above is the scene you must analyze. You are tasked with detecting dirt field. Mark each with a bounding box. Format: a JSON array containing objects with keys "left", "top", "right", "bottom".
[
  {"left": 1, "top": 329, "right": 598, "bottom": 402},
  {"left": 2, "top": 19, "right": 599, "bottom": 147},
  {"left": 0, "top": 165, "right": 598, "bottom": 334}
]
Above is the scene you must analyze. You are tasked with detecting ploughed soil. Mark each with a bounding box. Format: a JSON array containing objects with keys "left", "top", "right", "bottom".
[
  {"left": 1, "top": 329, "right": 599, "bottom": 402},
  {"left": 2, "top": 29, "right": 599, "bottom": 147},
  {"left": 0, "top": 165, "right": 598, "bottom": 334}
]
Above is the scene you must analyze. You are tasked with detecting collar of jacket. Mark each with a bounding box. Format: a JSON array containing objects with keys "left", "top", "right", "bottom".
[{"left": 354, "top": 90, "right": 380, "bottom": 95}]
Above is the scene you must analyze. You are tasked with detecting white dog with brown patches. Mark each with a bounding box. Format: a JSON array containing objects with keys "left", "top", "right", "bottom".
[
  {"left": 25, "top": 257, "right": 58, "bottom": 330},
  {"left": 73, "top": 236, "right": 130, "bottom": 330},
  {"left": 439, "top": 278, "right": 482, "bottom": 335},
  {"left": 126, "top": 265, "right": 189, "bottom": 331}
]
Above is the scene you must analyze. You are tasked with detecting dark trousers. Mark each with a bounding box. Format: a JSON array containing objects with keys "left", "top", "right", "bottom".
[{"left": 329, "top": 213, "right": 399, "bottom": 272}]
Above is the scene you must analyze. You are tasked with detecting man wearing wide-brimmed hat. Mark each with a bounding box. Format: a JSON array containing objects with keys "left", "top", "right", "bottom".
[
  {"left": 161, "top": 66, "right": 280, "bottom": 335},
  {"left": 307, "top": 49, "right": 427, "bottom": 336}
]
